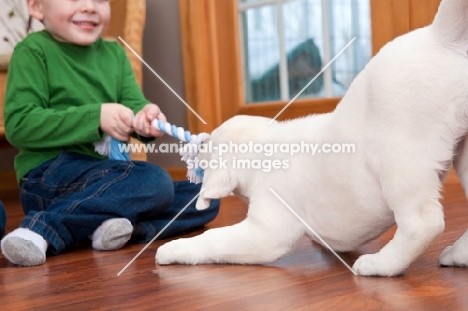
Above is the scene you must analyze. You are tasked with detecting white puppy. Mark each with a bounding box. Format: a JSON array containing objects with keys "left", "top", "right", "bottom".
[{"left": 156, "top": 0, "right": 468, "bottom": 276}]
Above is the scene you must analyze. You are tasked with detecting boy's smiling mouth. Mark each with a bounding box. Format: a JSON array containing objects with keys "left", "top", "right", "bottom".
[{"left": 73, "top": 21, "right": 99, "bottom": 31}]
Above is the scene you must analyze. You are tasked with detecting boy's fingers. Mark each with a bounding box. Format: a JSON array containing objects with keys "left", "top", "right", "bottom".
[
  {"left": 131, "top": 113, "right": 140, "bottom": 128},
  {"left": 150, "top": 127, "right": 164, "bottom": 138},
  {"left": 116, "top": 128, "right": 131, "bottom": 140},
  {"left": 158, "top": 112, "right": 167, "bottom": 122},
  {"left": 117, "top": 116, "right": 133, "bottom": 136},
  {"left": 131, "top": 113, "right": 151, "bottom": 137},
  {"left": 138, "top": 114, "right": 152, "bottom": 136},
  {"left": 121, "top": 112, "right": 134, "bottom": 127},
  {"left": 113, "top": 132, "right": 129, "bottom": 141},
  {"left": 133, "top": 112, "right": 146, "bottom": 129}
]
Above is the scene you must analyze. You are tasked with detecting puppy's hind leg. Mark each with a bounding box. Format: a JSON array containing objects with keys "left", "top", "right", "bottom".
[
  {"left": 353, "top": 154, "right": 445, "bottom": 276},
  {"left": 439, "top": 135, "right": 468, "bottom": 267},
  {"left": 439, "top": 229, "right": 468, "bottom": 267},
  {"left": 156, "top": 196, "right": 304, "bottom": 265}
]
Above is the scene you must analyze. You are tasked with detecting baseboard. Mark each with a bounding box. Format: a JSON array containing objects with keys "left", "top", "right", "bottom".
[
  {"left": 166, "top": 167, "right": 188, "bottom": 181},
  {"left": 0, "top": 171, "right": 19, "bottom": 200}
]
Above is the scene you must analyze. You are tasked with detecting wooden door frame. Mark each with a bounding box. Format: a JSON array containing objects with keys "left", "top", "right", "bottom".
[{"left": 178, "top": 0, "right": 411, "bottom": 134}]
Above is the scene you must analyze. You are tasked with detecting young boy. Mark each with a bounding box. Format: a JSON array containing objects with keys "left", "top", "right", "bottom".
[{"left": 1, "top": 0, "right": 219, "bottom": 266}]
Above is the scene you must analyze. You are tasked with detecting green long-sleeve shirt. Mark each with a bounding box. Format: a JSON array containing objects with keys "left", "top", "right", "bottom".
[{"left": 4, "top": 30, "right": 149, "bottom": 183}]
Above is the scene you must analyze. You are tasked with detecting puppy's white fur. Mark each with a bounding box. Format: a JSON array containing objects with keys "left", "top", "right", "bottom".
[{"left": 156, "top": 0, "right": 468, "bottom": 276}]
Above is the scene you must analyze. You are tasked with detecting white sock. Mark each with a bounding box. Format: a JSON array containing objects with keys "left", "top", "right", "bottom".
[
  {"left": 1, "top": 228, "right": 48, "bottom": 266},
  {"left": 92, "top": 218, "right": 133, "bottom": 251}
]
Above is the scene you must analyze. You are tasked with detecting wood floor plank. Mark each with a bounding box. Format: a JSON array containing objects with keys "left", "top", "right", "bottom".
[{"left": 1, "top": 182, "right": 468, "bottom": 309}]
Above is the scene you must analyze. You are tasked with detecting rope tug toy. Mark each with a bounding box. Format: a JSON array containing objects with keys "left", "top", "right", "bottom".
[{"left": 94, "top": 120, "right": 209, "bottom": 184}]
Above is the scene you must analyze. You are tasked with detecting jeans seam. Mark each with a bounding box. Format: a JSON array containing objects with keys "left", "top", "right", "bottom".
[
  {"left": 21, "top": 190, "right": 48, "bottom": 213},
  {"left": 63, "top": 162, "right": 134, "bottom": 215},
  {"left": 147, "top": 222, "right": 156, "bottom": 240},
  {"left": 26, "top": 212, "right": 66, "bottom": 251},
  {"left": 23, "top": 181, "right": 87, "bottom": 199}
]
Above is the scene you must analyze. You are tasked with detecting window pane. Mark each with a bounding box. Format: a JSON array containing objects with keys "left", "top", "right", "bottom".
[
  {"left": 326, "top": 0, "right": 371, "bottom": 97},
  {"left": 240, "top": 0, "right": 371, "bottom": 104},
  {"left": 282, "top": 0, "right": 324, "bottom": 99},
  {"left": 241, "top": 5, "right": 282, "bottom": 102}
]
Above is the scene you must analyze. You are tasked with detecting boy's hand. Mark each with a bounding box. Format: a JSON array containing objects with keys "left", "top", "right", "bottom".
[
  {"left": 133, "top": 104, "right": 167, "bottom": 138},
  {"left": 100, "top": 103, "right": 134, "bottom": 141}
]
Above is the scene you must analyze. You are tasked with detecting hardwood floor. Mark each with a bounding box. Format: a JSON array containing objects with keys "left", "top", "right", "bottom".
[{"left": 2, "top": 181, "right": 468, "bottom": 310}]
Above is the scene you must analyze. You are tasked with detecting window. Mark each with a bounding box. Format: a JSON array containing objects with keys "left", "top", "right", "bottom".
[
  {"left": 239, "top": 0, "right": 372, "bottom": 104},
  {"left": 178, "top": 0, "right": 427, "bottom": 133}
]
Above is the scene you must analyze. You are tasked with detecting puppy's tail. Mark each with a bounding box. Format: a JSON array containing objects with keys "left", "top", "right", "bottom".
[{"left": 432, "top": 0, "right": 468, "bottom": 48}]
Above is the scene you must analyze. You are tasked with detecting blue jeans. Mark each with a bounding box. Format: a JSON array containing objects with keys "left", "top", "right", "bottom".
[
  {"left": 0, "top": 200, "right": 5, "bottom": 239},
  {"left": 19, "top": 151, "right": 219, "bottom": 254}
]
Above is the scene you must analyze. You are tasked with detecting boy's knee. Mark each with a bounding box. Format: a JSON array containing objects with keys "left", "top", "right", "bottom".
[{"left": 136, "top": 163, "right": 174, "bottom": 202}]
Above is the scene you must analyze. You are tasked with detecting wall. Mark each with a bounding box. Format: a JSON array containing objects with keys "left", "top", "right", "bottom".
[
  {"left": 0, "top": 0, "right": 186, "bottom": 172},
  {"left": 142, "top": 0, "right": 187, "bottom": 168},
  {"left": 0, "top": 148, "right": 16, "bottom": 172}
]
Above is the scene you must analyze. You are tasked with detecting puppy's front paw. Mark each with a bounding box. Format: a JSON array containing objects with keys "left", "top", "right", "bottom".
[
  {"left": 353, "top": 253, "right": 405, "bottom": 277},
  {"left": 439, "top": 245, "right": 468, "bottom": 267},
  {"left": 155, "top": 238, "right": 204, "bottom": 265},
  {"left": 156, "top": 239, "right": 188, "bottom": 265}
]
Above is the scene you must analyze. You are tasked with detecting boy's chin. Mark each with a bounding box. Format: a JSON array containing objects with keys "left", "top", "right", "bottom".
[
  {"left": 74, "top": 39, "right": 99, "bottom": 46},
  {"left": 51, "top": 31, "right": 102, "bottom": 46},
  {"left": 70, "top": 33, "right": 102, "bottom": 46}
]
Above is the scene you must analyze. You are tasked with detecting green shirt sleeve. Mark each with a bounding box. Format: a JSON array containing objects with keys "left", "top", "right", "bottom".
[
  {"left": 116, "top": 45, "right": 154, "bottom": 143},
  {"left": 4, "top": 44, "right": 102, "bottom": 150},
  {"left": 118, "top": 46, "right": 150, "bottom": 114}
]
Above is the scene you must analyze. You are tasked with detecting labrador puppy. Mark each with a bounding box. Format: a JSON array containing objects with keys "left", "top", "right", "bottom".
[{"left": 156, "top": 0, "right": 468, "bottom": 276}]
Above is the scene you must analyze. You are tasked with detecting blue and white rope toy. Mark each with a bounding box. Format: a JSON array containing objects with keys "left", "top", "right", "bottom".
[{"left": 94, "top": 120, "right": 210, "bottom": 184}]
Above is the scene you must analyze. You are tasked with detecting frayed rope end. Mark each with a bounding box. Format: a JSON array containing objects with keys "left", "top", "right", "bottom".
[
  {"left": 180, "top": 132, "right": 210, "bottom": 184},
  {"left": 94, "top": 135, "right": 112, "bottom": 157}
]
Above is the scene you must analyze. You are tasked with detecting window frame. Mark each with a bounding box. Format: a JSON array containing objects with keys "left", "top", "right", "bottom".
[{"left": 178, "top": 0, "right": 416, "bottom": 134}]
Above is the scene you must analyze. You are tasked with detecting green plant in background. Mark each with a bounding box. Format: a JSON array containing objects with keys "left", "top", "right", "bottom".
[{"left": 1, "top": 0, "right": 32, "bottom": 48}]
